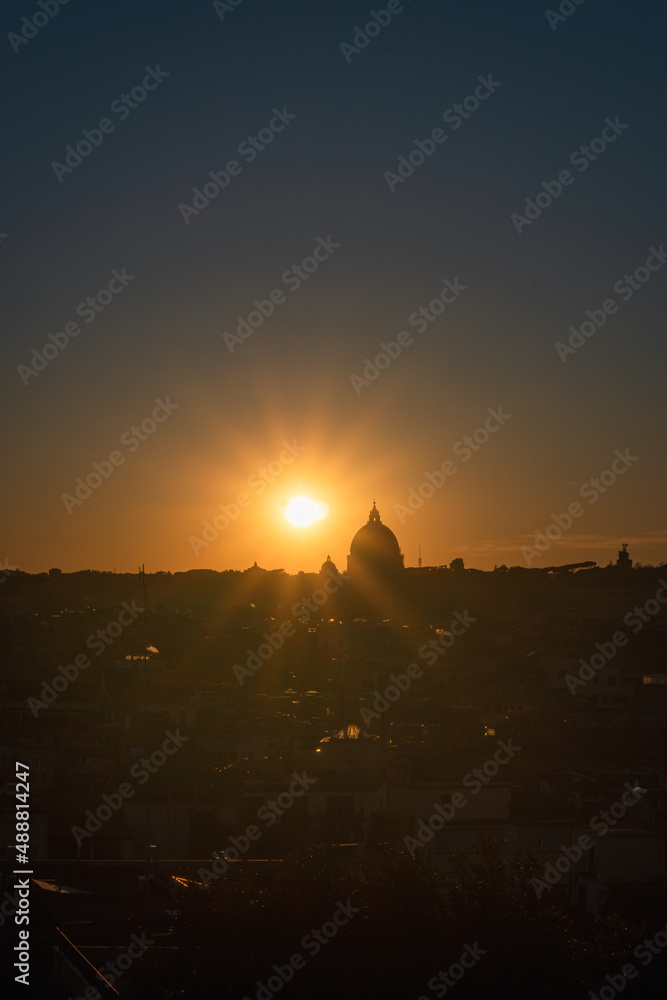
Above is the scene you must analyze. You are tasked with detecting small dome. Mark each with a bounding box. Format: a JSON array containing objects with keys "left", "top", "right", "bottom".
[{"left": 320, "top": 554, "right": 338, "bottom": 575}]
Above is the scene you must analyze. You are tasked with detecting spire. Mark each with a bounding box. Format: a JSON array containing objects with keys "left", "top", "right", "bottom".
[{"left": 369, "top": 501, "right": 381, "bottom": 523}]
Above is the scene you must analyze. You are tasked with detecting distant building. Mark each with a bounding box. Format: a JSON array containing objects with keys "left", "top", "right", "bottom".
[
  {"left": 616, "top": 543, "right": 633, "bottom": 570},
  {"left": 320, "top": 555, "right": 339, "bottom": 578}
]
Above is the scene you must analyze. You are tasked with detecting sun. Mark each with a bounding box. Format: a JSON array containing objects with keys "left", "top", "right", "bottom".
[{"left": 285, "top": 496, "right": 329, "bottom": 527}]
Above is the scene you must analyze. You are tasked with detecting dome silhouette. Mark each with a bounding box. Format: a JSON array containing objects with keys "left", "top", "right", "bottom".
[
  {"left": 320, "top": 554, "right": 338, "bottom": 576},
  {"left": 347, "top": 502, "right": 404, "bottom": 578}
]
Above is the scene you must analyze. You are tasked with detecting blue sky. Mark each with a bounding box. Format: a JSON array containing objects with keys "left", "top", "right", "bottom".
[{"left": 2, "top": 0, "right": 666, "bottom": 573}]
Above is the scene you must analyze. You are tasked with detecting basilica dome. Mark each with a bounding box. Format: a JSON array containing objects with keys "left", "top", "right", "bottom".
[{"left": 347, "top": 502, "right": 404, "bottom": 577}]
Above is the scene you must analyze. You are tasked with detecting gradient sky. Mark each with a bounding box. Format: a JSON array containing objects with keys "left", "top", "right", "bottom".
[{"left": 3, "top": 0, "right": 666, "bottom": 574}]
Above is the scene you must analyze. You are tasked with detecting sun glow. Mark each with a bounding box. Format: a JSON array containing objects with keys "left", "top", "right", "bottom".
[{"left": 285, "top": 496, "right": 329, "bottom": 527}]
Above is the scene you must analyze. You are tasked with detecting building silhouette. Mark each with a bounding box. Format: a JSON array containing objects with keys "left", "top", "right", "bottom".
[
  {"left": 617, "top": 542, "right": 633, "bottom": 570},
  {"left": 346, "top": 501, "right": 405, "bottom": 580}
]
